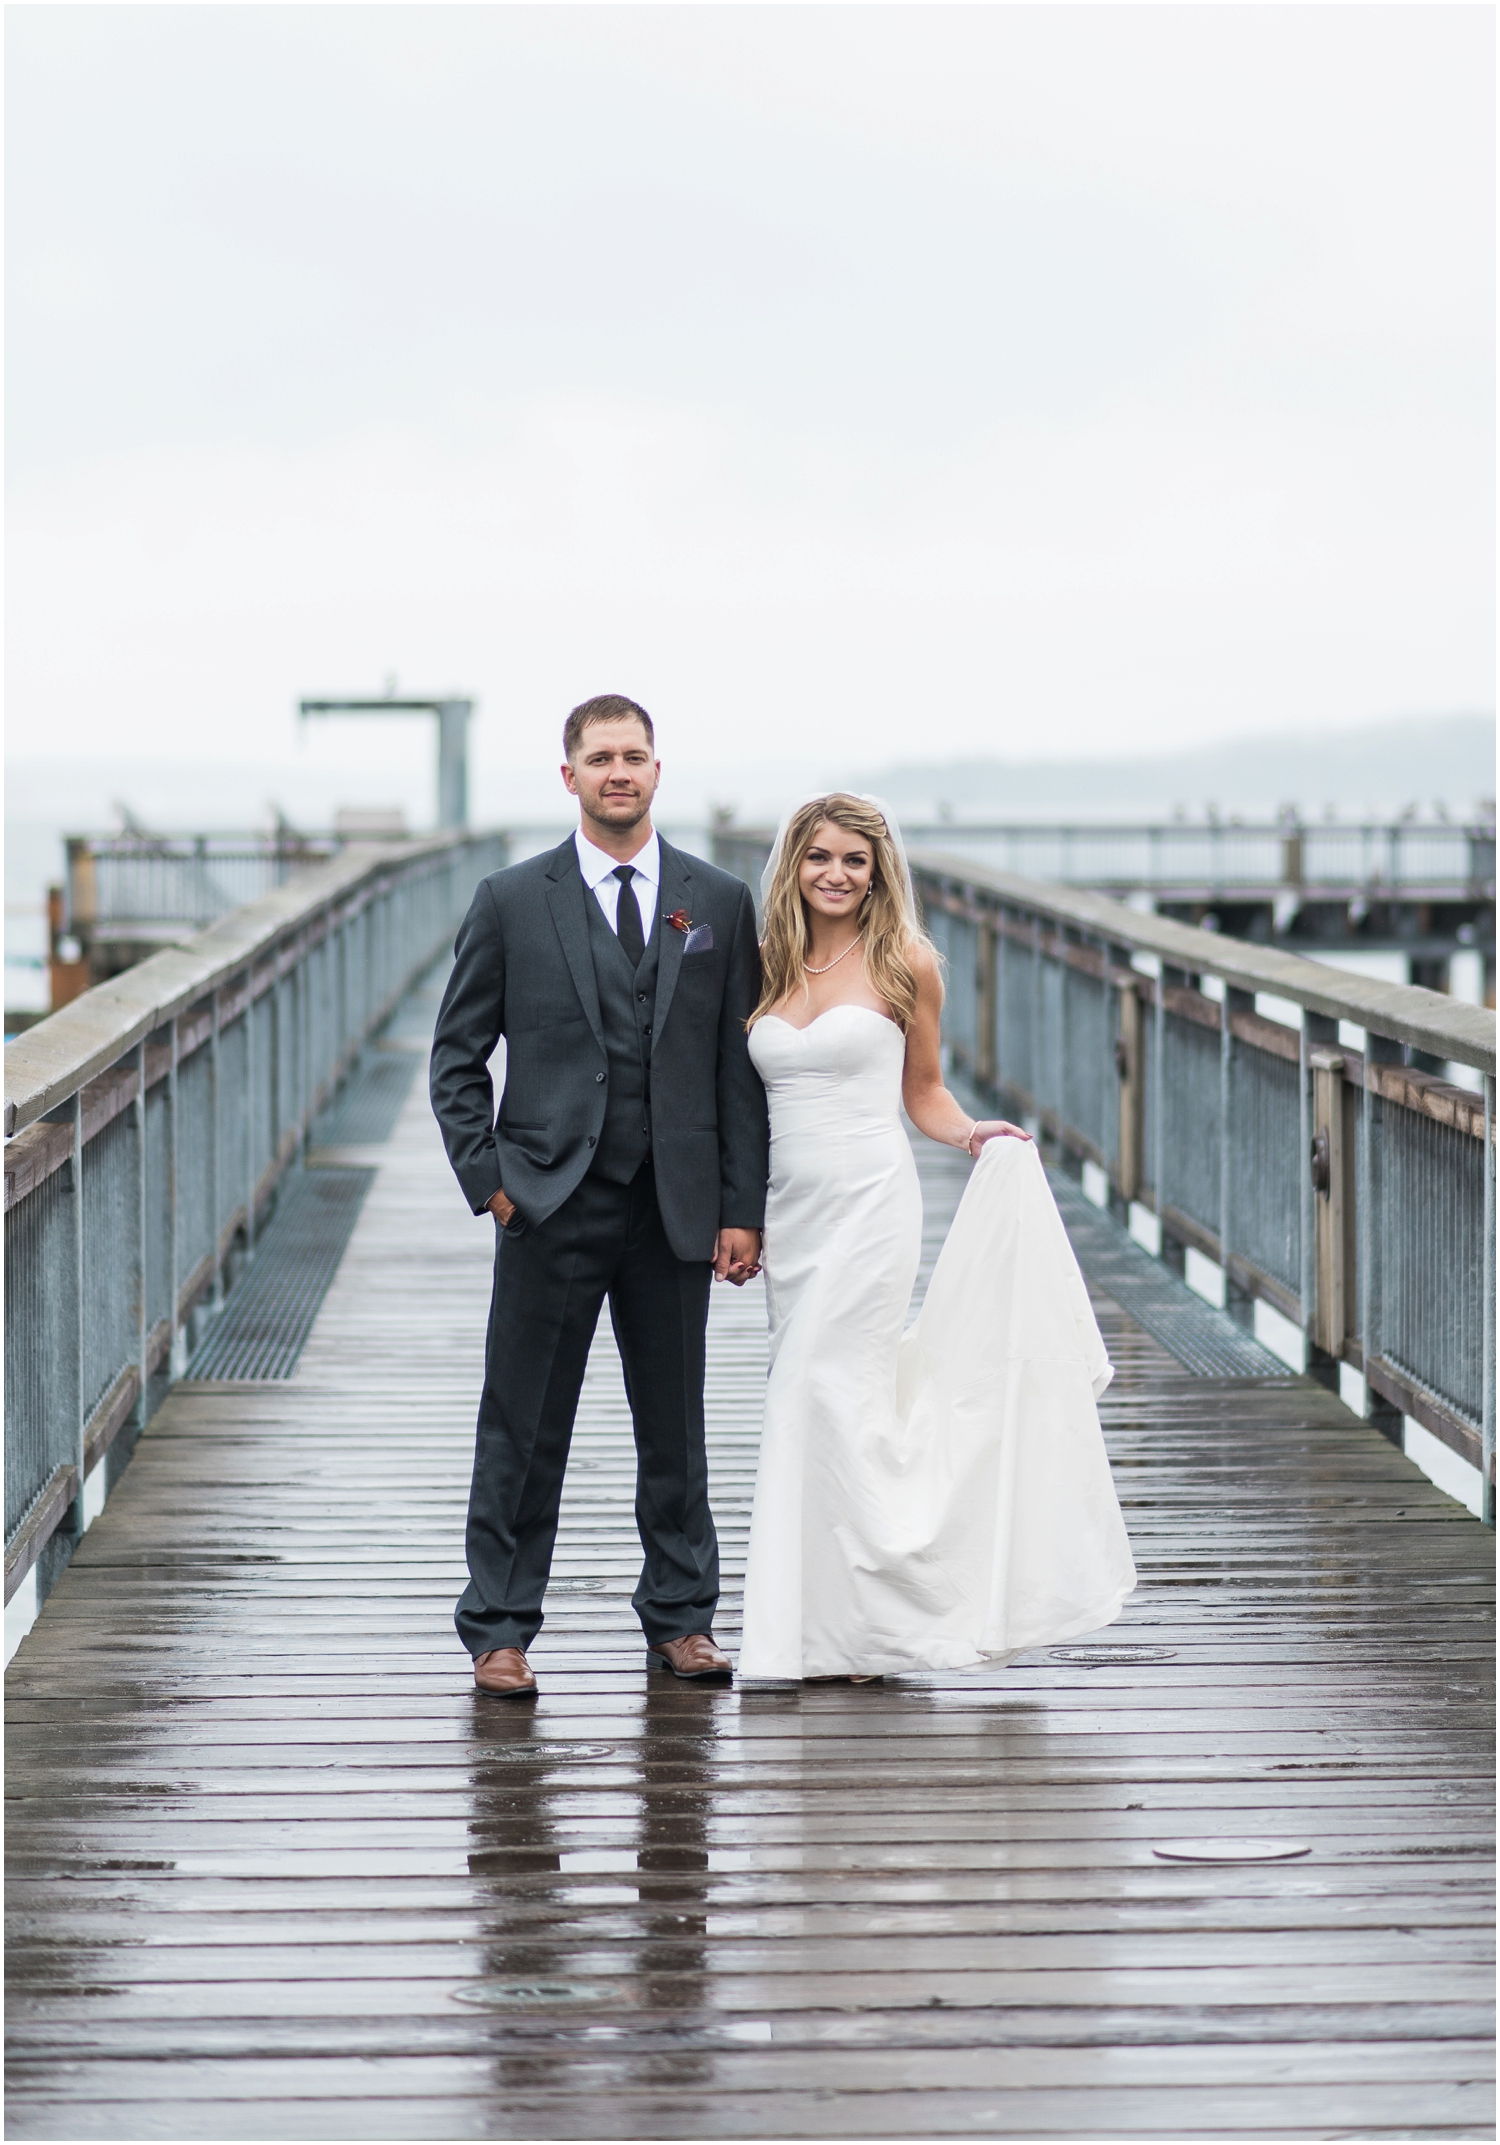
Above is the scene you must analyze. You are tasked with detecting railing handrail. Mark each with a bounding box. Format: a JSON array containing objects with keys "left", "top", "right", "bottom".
[
  {"left": 908, "top": 849, "right": 1497, "bottom": 1076},
  {"left": 4, "top": 833, "right": 480, "bottom": 1137},
  {"left": 900, "top": 817, "right": 1494, "bottom": 838}
]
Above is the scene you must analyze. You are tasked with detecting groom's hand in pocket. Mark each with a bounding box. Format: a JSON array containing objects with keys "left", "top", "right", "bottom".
[
  {"left": 486, "top": 1188, "right": 517, "bottom": 1227},
  {"left": 714, "top": 1228, "right": 762, "bottom": 1286}
]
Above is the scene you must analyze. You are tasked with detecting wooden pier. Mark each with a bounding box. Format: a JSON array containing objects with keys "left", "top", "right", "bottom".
[{"left": 5, "top": 995, "right": 1494, "bottom": 2139}]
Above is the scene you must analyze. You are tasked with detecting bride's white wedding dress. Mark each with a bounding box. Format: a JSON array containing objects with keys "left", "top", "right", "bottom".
[{"left": 738, "top": 1004, "right": 1136, "bottom": 1681}]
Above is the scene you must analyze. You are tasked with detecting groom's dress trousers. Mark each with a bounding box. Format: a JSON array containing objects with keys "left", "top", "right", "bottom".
[{"left": 429, "top": 835, "right": 768, "bottom": 1659}]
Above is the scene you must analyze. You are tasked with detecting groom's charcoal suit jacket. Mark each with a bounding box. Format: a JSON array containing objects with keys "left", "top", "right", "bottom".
[{"left": 429, "top": 834, "right": 768, "bottom": 1261}]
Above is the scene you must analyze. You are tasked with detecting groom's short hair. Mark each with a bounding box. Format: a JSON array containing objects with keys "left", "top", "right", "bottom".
[{"left": 564, "top": 694, "right": 655, "bottom": 759}]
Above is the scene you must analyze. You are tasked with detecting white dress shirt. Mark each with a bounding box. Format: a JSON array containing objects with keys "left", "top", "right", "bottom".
[{"left": 574, "top": 827, "right": 659, "bottom": 944}]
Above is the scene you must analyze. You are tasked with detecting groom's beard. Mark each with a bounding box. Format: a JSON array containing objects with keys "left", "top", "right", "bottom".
[{"left": 583, "top": 793, "right": 653, "bottom": 835}]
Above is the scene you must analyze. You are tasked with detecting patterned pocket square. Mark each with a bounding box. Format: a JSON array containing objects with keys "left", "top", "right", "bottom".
[{"left": 682, "top": 923, "right": 715, "bottom": 956}]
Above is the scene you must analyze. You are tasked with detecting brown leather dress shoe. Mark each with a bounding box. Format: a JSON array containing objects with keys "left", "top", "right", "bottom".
[
  {"left": 647, "top": 1633, "right": 733, "bottom": 1683},
  {"left": 473, "top": 1646, "right": 538, "bottom": 1698}
]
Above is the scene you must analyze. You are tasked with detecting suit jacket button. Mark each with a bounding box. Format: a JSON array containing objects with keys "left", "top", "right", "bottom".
[
  {"left": 596, "top": 1072, "right": 606, "bottom": 1083},
  {"left": 587, "top": 1135, "right": 597, "bottom": 1147},
  {"left": 637, "top": 991, "right": 648, "bottom": 1002}
]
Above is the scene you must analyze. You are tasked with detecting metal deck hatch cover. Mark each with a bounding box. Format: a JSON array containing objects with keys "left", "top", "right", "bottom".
[
  {"left": 186, "top": 1168, "right": 374, "bottom": 1381},
  {"left": 1153, "top": 1838, "right": 1314, "bottom": 1861},
  {"left": 1050, "top": 1644, "right": 1179, "bottom": 1666},
  {"left": 451, "top": 1982, "right": 611, "bottom": 2008}
]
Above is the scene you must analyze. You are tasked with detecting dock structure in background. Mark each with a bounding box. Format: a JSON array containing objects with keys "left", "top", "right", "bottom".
[
  {"left": 55, "top": 825, "right": 347, "bottom": 996},
  {"left": 712, "top": 814, "right": 1496, "bottom": 986},
  {"left": 299, "top": 693, "right": 476, "bottom": 831}
]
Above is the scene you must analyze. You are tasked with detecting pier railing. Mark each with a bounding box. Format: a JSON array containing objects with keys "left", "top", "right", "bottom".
[
  {"left": 909, "top": 851, "right": 1496, "bottom": 1519},
  {"left": 712, "top": 814, "right": 1495, "bottom": 972},
  {"left": 4, "top": 832, "right": 506, "bottom": 1620},
  {"left": 716, "top": 814, "right": 1497, "bottom": 897}
]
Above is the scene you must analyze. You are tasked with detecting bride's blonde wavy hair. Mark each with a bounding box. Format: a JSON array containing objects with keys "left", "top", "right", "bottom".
[{"left": 751, "top": 794, "right": 935, "bottom": 1033}]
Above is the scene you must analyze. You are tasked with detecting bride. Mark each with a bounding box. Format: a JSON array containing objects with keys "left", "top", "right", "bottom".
[{"left": 737, "top": 793, "right": 1136, "bottom": 1684}]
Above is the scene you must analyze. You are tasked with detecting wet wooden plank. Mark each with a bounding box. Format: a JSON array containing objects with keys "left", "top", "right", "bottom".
[
  {"left": 3, "top": 2082, "right": 1493, "bottom": 2142},
  {"left": 8, "top": 2000, "right": 1494, "bottom": 2053},
  {"left": 6, "top": 1025, "right": 1494, "bottom": 2139}
]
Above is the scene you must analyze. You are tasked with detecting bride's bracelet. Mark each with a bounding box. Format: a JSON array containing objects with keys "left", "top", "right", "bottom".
[{"left": 962, "top": 1121, "right": 979, "bottom": 1155}]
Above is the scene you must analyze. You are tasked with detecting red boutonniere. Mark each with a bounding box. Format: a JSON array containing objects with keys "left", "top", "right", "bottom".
[{"left": 666, "top": 909, "right": 693, "bottom": 934}]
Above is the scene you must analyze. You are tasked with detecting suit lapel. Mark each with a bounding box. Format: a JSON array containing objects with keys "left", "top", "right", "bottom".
[
  {"left": 651, "top": 841, "right": 692, "bottom": 1055},
  {"left": 652, "top": 832, "right": 699, "bottom": 1051},
  {"left": 544, "top": 840, "right": 605, "bottom": 1049}
]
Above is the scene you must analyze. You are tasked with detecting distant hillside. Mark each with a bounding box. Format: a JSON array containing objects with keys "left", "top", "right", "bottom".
[{"left": 865, "top": 713, "right": 1496, "bottom": 822}]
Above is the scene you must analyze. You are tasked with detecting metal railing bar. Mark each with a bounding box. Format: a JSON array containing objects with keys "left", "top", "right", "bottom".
[
  {"left": 937, "top": 889, "right": 1484, "bottom": 1139},
  {"left": 5, "top": 839, "right": 462, "bottom": 1137},
  {"left": 132, "top": 1037, "right": 147, "bottom": 1440},
  {"left": 954, "top": 1037, "right": 1306, "bottom": 1328},
  {"left": 1484, "top": 1076, "right": 1495, "bottom": 1527},
  {"left": 910, "top": 849, "right": 1496, "bottom": 1073}
]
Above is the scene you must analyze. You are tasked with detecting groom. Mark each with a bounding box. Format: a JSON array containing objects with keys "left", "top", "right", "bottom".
[{"left": 429, "top": 694, "right": 768, "bottom": 1697}]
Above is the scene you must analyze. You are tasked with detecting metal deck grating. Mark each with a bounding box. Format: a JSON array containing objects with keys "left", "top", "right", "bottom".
[
  {"left": 310, "top": 1051, "right": 420, "bottom": 1147},
  {"left": 1046, "top": 1168, "right": 1293, "bottom": 1379},
  {"left": 185, "top": 1168, "right": 375, "bottom": 1380}
]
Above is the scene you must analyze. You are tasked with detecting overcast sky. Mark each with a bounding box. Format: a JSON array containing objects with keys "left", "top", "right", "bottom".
[{"left": 7, "top": 5, "right": 1494, "bottom": 821}]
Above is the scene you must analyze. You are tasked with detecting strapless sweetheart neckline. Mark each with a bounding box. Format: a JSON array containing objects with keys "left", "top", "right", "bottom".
[{"left": 758, "top": 1005, "right": 900, "bottom": 1037}]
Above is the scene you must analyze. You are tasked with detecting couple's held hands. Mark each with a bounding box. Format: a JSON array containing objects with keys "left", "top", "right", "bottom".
[
  {"left": 715, "top": 1227, "right": 762, "bottom": 1286},
  {"left": 489, "top": 1190, "right": 759, "bottom": 1284},
  {"left": 967, "top": 1119, "right": 1032, "bottom": 1156}
]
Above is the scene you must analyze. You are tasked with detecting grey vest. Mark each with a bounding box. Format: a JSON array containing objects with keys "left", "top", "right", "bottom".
[{"left": 584, "top": 886, "right": 662, "bottom": 1184}]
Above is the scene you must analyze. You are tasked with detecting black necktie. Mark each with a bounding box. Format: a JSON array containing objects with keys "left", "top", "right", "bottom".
[{"left": 613, "top": 865, "right": 645, "bottom": 968}]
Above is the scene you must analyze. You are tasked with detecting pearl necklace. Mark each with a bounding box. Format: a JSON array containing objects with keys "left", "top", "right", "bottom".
[{"left": 804, "top": 936, "right": 862, "bottom": 976}]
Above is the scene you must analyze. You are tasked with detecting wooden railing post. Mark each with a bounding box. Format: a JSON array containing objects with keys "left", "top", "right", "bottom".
[
  {"left": 167, "top": 1015, "right": 183, "bottom": 1378},
  {"left": 1031, "top": 913, "right": 1044, "bottom": 1141},
  {"left": 1360, "top": 1034, "right": 1405, "bottom": 1444},
  {"left": 975, "top": 920, "right": 996, "bottom": 1089},
  {"left": 1484, "top": 1074, "right": 1495, "bottom": 1525},
  {"left": 269, "top": 945, "right": 282, "bottom": 1190},
  {"left": 1221, "top": 986, "right": 1255, "bottom": 1317},
  {"left": 133, "top": 1040, "right": 148, "bottom": 1427},
  {"left": 1117, "top": 976, "right": 1144, "bottom": 1204},
  {"left": 1099, "top": 935, "right": 1114, "bottom": 1178},
  {"left": 41, "top": 1092, "right": 86, "bottom": 1531},
  {"left": 1054, "top": 925, "right": 1068, "bottom": 1154},
  {"left": 1154, "top": 965, "right": 1185, "bottom": 1240},
  {"left": 299, "top": 924, "right": 312, "bottom": 1153},
  {"left": 1309, "top": 1047, "right": 1347, "bottom": 1359},
  {"left": 209, "top": 990, "right": 224, "bottom": 1312},
  {"left": 243, "top": 963, "right": 257, "bottom": 1257},
  {"left": 994, "top": 907, "right": 1008, "bottom": 1103},
  {"left": 1301, "top": 1012, "right": 1338, "bottom": 1385}
]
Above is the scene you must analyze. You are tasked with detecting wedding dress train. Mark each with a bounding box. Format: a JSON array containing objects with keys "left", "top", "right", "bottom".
[{"left": 738, "top": 1004, "right": 1136, "bottom": 1681}]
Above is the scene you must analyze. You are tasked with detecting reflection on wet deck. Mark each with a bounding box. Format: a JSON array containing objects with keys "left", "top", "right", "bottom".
[{"left": 5, "top": 1029, "right": 1494, "bottom": 2138}]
